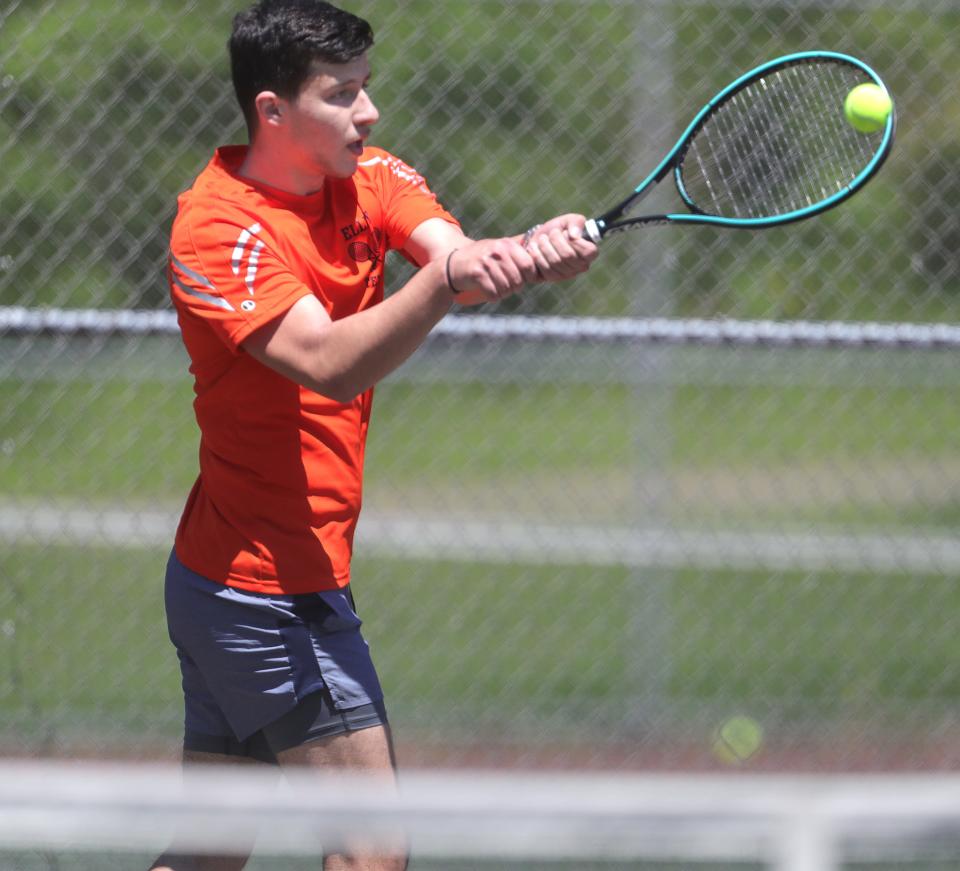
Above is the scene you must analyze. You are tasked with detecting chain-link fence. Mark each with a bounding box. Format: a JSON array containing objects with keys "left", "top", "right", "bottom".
[{"left": 2, "top": 0, "right": 960, "bottom": 771}]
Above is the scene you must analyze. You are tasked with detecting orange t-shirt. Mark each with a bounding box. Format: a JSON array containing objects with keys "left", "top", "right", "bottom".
[{"left": 168, "top": 145, "right": 459, "bottom": 594}]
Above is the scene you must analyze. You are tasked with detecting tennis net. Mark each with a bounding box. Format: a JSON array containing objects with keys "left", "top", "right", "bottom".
[{"left": 5, "top": 760, "right": 960, "bottom": 871}]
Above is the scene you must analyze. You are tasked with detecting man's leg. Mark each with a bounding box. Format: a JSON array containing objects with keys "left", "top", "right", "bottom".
[
  {"left": 276, "top": 723, "right": 406, "bottom": 871},
  {"left": 148, "top": 749, "right": 272, "bottom": 871}
]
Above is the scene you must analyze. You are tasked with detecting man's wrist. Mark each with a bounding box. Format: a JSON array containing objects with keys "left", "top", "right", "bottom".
[{"left": 445, "top": 249, "right": 462, "bottom": 295}]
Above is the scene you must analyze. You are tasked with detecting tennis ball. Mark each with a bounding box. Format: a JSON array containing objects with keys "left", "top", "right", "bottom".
[
  {"left": 844, "top": 83, "right": 892, "bottom": 134},
  {"left": 711, "top": 715, "right": 764, "bottom": 765}
]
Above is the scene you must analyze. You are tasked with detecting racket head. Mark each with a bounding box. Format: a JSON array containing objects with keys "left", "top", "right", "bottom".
[
  {"left": 672, "top": 51, "right": 895, "bottom": 226},
  {"left": 594, "top": 51, "right": 894, "bottom": 237}
]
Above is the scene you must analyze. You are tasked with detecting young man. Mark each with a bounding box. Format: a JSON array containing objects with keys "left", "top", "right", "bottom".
[{"left": 152, "top": 1, "right": 596, "bottom": 868}]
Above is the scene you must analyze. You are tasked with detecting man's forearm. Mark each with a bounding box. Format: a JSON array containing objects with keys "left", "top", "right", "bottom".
[{"left": 300, "top": 257, "right": 454, "bottom": 401}]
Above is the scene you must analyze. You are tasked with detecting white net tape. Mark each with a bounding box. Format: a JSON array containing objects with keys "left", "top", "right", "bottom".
[
  {"left": 4, "top": 306, "right": 960, "bottom": 350},
  {"left": 4, "top": 762, "right": 960, "bottom": 870}
]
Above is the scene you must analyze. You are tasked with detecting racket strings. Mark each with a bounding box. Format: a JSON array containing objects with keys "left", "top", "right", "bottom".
[
  {"left": 679, "top": 60, "right": 883, "bottom": 219},
  {"left": 692, "top": 66, "right": 821, "bottom": 215}
]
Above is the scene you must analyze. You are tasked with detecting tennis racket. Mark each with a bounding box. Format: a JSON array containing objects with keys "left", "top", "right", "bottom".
[{"left": 581, "top": 50, "right": 895, "bottom": 243}]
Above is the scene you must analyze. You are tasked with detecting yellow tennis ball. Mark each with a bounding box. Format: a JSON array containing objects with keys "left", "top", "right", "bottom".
[
  {"left": 844, "top": 83, "right": 892, "bottom": 133},
  {"left": 711, "top": 715, "right": 764, "bottom": 765}
]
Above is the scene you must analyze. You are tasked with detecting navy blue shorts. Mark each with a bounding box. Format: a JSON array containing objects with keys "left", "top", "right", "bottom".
[{"left": 165, "top": 551, "right": 387, "bottom": 764}]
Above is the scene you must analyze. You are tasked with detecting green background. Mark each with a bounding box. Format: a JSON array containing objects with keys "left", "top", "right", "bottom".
[
  {"left": 1, "top": 2, "right": 958, "bottom": 319},
  {"left": 2, "top": 0, "right": 960, "bottom": 775}
]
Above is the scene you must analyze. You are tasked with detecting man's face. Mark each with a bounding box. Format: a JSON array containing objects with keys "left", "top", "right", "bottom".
[{"left": 281, "top": 54, "right": 379, "bottom": 180}]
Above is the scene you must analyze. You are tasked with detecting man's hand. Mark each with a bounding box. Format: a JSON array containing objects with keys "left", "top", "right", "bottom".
[
  {"left": 520, "top": 214, "right": 598, "bottom": 282},
  {"left": 445, "top": 237, "right": 539, "bottom": 304},
  {"left": 403, "top": 213, "right": 598, "bottom": 309}
]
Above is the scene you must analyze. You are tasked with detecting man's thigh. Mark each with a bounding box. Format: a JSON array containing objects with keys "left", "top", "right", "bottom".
[
  {"left": 275, "top": 722, "right": 396, "bottom": 770},
  {"left": 149, "top": 751, "right": 272, "bottom": 871},
  {"left": 276, "top": 726, "right": 406, "bottom": 871}
]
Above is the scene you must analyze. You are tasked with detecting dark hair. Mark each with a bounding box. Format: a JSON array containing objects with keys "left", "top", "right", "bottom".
[{"left": 229, "top": 0, "right": 374, "bottom": 135}]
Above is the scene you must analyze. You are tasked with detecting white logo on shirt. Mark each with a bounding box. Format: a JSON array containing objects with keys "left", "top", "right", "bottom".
[
  {"left": 358, "top": 155, "right": 431, "bottom": 195},
  {"left": 231, "top": 222, "right": 265, "bottom": 295}
]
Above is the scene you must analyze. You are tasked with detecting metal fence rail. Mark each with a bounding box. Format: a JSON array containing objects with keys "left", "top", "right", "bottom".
[{"left": 6, "top": 306, "right": 960, "bottom": 349}]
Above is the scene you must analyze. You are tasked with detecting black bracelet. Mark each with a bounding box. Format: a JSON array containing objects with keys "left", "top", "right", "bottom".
[{"left": 445, "top": 248, "right": 462, "bottom": 295}]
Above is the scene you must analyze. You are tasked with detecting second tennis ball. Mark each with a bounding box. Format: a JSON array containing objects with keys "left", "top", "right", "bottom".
[
  {"left": 711, "top": 715, "right": 764, "bottom": 765},
  {"left": 844, "top": 83, "right": 892, "bottom": 133}
]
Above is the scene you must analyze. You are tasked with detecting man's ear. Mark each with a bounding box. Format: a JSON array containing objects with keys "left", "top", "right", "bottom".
[{"left": 254, "top": 91, "right": 285, "bottom": 127}]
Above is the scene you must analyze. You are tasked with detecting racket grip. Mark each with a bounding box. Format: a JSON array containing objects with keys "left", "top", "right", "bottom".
[{"left": 581, "top": 219, "right": 603, "bottom": 244}]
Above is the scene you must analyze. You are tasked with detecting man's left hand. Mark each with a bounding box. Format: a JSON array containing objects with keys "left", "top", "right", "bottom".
[{"left": 520, "top": 214, "right": 599, "bottom": 283}]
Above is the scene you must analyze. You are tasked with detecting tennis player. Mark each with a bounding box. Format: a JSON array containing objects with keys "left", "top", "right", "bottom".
[{"left": 150, "top": 2, "right": 596, "bottom": 869}]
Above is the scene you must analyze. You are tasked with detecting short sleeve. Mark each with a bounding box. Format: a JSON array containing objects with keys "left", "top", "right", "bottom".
[
  {"left": 169, "top": 207, "right": 312, "bottom": 352},
  {"left": 362, "top": 151, "right": 461, "bottom": 252}
]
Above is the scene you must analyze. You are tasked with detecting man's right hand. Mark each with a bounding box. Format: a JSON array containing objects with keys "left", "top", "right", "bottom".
[{"left": 445, "top": 237, "right": 539, "bottom": 305}]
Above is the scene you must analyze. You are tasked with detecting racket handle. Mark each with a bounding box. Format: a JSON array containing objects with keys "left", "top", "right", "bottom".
[{"left": 582, "top": 219, "right": 603, "bottom": 244}]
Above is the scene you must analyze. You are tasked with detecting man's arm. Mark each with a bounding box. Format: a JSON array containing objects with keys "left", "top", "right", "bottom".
[
  {"left": 403, "top": 217, "right": 470, "bottom": 265},
  {"left": 404, "top": 214, "right": 598, "bottom": 303},
  {"left": 243, "top": 234, "right": 539, "bottom": 402},
  {"left": 243, "top": 215, "right": 598, "bottom": 403},
  {"left": 402, "top": 218, "right": 490, "bottom": 306}
]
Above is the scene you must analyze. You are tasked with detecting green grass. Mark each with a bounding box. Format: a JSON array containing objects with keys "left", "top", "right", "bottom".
[
  {"left": 4, "top": 544, "right": 960, "bottom": 751},
  {"left": 368, "top": 381, "right": 636, "bottom": 479},
  {"left": 0, "top": 546, "right": 180, "bottom": 744},
  {"left": 0, "top": 378, "right": 198, "bottom": 502},
  {"left": 4, "top": 376, "right": 960, "bottom": 529},
  {"left": 670, "top": 570, "right": 960, "bottom": 707},
  {"left": 5, "top": 370, "right": 960, "bottom": 749},
  {"left": 361, "top": 559, "right": 960, "bottom": 726}
]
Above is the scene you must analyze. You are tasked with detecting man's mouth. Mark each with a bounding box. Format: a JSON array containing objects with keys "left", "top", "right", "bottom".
[{"left": 347, "top": 140, "right": 365, "bottom": 156}]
